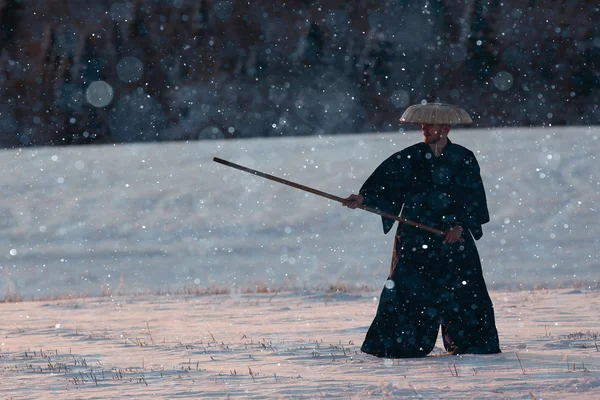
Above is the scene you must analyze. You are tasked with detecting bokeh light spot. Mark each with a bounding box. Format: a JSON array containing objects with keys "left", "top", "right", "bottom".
[
  {"left": 117, "top": 56, "right": 144, "bottom": 83},
  {"left": 86, "top": 81, "right": 114, "bottom": 107}
]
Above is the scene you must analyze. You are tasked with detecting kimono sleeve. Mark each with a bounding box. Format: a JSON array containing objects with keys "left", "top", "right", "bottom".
[
  {"left": 358, "top": 151, "right": 412, "bottom": 234},
  {"left": 456, "top": 152, "right": 490, "bottom": 240}
]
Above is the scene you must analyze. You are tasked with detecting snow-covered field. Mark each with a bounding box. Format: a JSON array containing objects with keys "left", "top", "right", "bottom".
[
  {"left": 1, "top": 126, "right": 598, "bottom": 299},
  {"left": 0, "top": 126, "right": 599, "bottom": 397},
  {"left": 1, "top": 288, "right": 599, "bottom": 398}
]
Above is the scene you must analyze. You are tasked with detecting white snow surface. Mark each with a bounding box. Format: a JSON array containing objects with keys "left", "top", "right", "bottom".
[
  {"left": 1, "top": 287, "right": 599, "bottom": 398},
  {"left": 0, "top": 126, "right": 598, "bottom": 299},
  {"left": 0, "top": 126, "right": 599, "bottom": 398}
]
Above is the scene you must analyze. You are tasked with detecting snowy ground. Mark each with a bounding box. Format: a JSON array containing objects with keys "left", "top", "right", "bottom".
[
  {"left": 1, "top": 288, "right": 599, "bottom": 399},
  {"left": 0, "top": 126, "right": 599, "bottom": 397},
  {"left": 0, "top": 126, "right": 598, "bottom": 300}
]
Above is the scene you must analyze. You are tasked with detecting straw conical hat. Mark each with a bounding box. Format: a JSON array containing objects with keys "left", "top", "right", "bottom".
[{"left": 400, "top": 103, "right": 473, "bottom": 125}]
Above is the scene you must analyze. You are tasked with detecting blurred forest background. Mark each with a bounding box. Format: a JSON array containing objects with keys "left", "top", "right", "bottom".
[{"left": 0, "top": 0, "right": 599, "bottom": 147}]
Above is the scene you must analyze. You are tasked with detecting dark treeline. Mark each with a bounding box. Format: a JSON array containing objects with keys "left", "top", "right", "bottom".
[{"left": 0, "top": 0, "right": 599, "bottom": 147}]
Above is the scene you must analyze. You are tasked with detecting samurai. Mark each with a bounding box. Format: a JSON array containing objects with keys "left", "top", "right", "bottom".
[{"left": 343, "top": 103, "right": 501, "bottom": 358}]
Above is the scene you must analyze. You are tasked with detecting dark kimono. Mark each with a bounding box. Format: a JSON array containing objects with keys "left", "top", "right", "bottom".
[{"left": 360, "top": 140, "right": 501, "bottom": 358}]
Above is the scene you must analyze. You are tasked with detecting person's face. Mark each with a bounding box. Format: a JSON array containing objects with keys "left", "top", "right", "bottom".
[{"left": 421, "top": 124, "right": 449, "bottom": 144}]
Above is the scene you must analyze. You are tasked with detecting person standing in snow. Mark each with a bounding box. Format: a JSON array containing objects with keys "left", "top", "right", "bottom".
[{"left": 343, "top": 103, "right": 501, "bottom": 358}]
